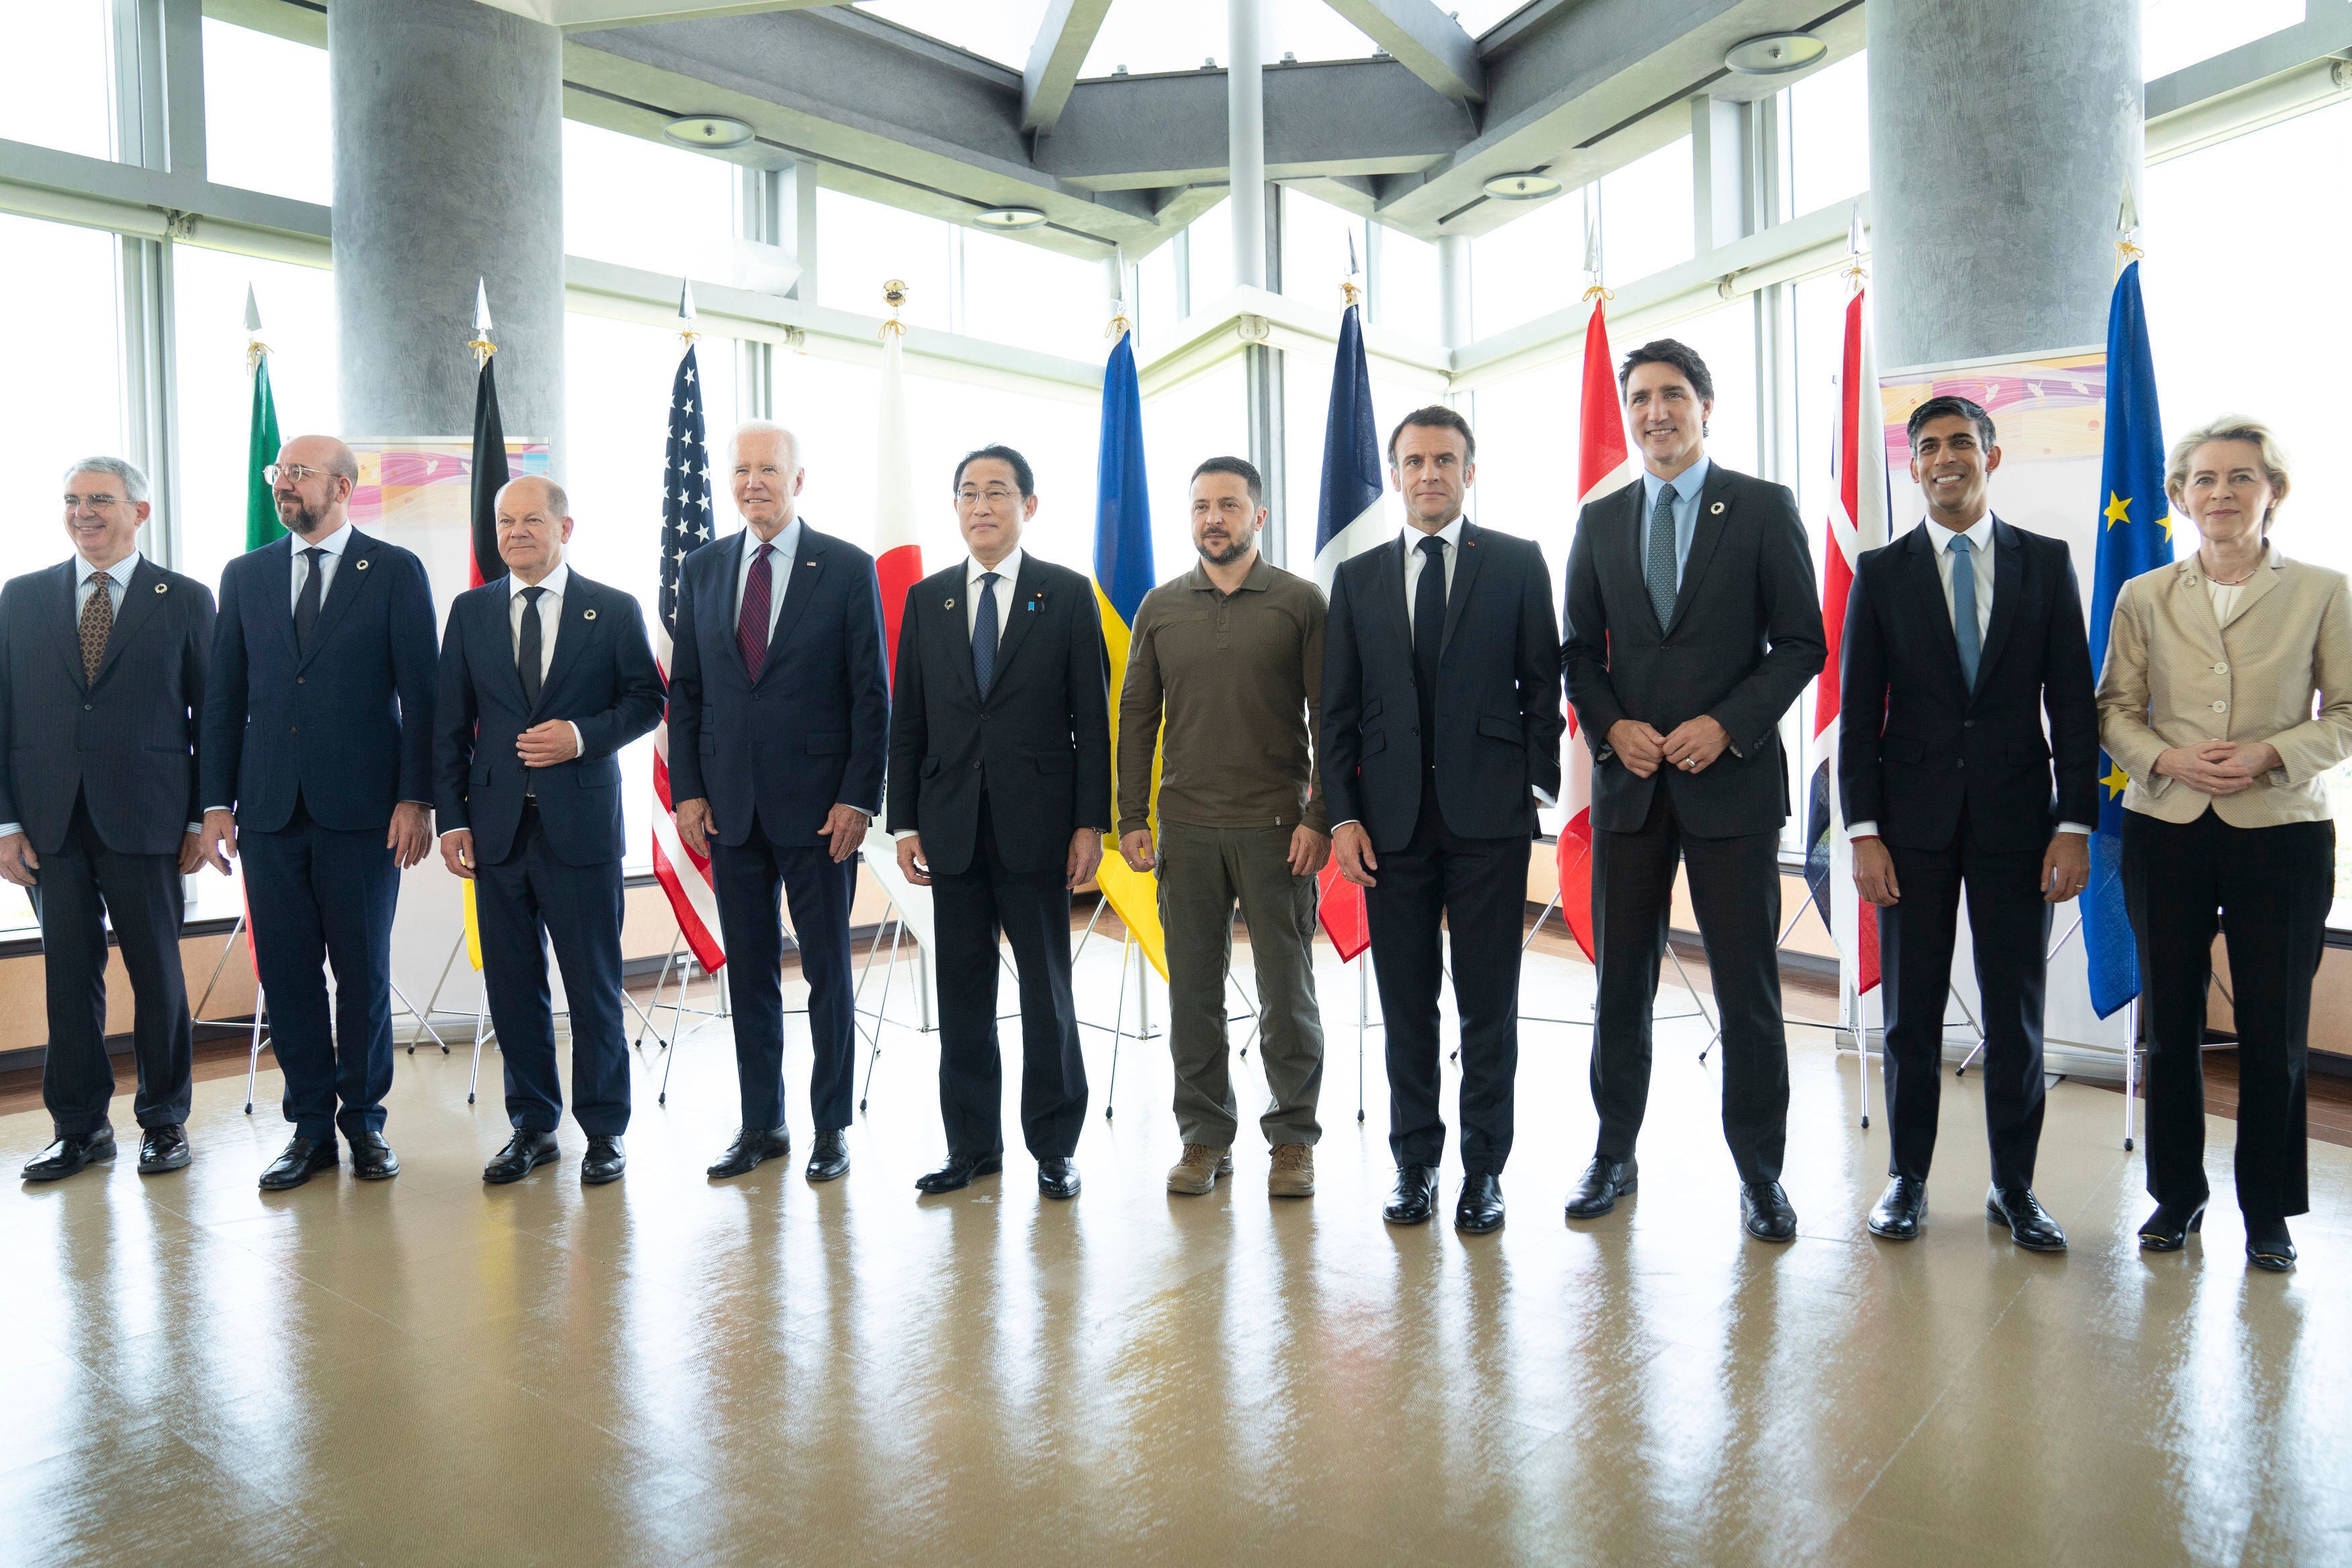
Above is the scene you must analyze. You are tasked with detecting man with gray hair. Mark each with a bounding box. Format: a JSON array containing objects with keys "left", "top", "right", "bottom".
[
  {"left": 669, "top": 421, "right": 890, "bottom": 1182},
  {"left": 5, "top": 456, "right": 216, "bottom": 1181}
]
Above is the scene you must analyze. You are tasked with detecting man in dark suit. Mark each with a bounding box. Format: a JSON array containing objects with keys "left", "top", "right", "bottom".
[
  {"left": 198, "top": 434, "right": 438, "bottom": 1191},
  {"left": 5, "top": 457, "right": 213, "bottom": 1181},
  {"left": 1562, "top": 339, "right": 1824, "bottom": 1242},
  {"left": 888, "top": 445, "right": 1109, "bottom": 1201},
  {"left": 1839, "top": 395, "right": 2096, "bottom": 1251},
  {"left": 1322, "top": 406, "right": 1564, "bottom": 1234},
  {"left": 434, "top": 476, "right": 663, "bottom": 1187},
  {"left": 669, "top": 421, "right": 889, "bottom": 1182}
]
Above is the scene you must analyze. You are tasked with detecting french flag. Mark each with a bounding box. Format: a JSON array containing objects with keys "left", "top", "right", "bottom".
[{"left": 1310, "top": 296, "right": 1386, "bottom": 962}]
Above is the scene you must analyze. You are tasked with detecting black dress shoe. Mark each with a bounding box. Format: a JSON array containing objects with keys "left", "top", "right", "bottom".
[
  {"left": 581, "top": 1135, "right": 626, "bottom": 1186},
  {"left": 2138, "top": 1202, "right": 2206, "bottom": 1252},
  {"left": 1038, "top": 1157, "right": 1081, "bottom": 1200},
  {"left": 1564, "top": 1156, "right": 1637, "bottom": 1221},
  {"left": 1383, "top": 1164, "right": 1440, "bottom": 1226},
  {"left": 484, "top": 1129, "right": 560, "bottom": 1184},
  {"left": 136, "top": 1124, "right": 191, "bottom": 1176},
  {"left": 914, "top": 1151, "right": 1003, "bottom": 1193},
  {"left": 259, "top": 1135, "right": 337, "bottom": 1191},
  {"left": 805, "top": 1128, "right": 850, "bottom": 1182},
  {"left": 2246, "top": 1215, "right": 2296, "bottom": 1273},
  {"left": 1867, "top": 1176, "right": 1927, "bottom": 1241},
  {"left": 1986, "top": 1185, "right": 2066, "bottom": 1252},
  {"left": 22, "top": 1129, "right": 116, "bottom": 1182},
  {"left": 349, "top": 1132, "right": 400, "bottom": 1181},
  {"left": 708, "top": 1125, "right": 790, "bottom": 1180},
  {"left": 1455, "top": 1172, "right": 1505, "bottom": 1234},
  {"left": 1741, "top": 1180, "right": 1798, "bottom": 1242}
]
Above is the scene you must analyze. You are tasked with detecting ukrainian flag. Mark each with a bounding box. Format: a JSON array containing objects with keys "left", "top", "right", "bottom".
[
  {"left": 2083, "top": 260, "right": 2173, "bottom": 1018},
  {"left": 1091, "top": 329, "right": 1167, "bottom": 978}
]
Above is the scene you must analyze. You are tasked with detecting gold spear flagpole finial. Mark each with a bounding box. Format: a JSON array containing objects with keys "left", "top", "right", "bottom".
[
  {"left": 466, "top": 277, "right": 497, "bottom": 369},
  {"left": 880, "top": 278, "right": 909, "bottom": 340},
  {"left": 2115, "top": 179, "right": 2144, "bottom": 275},
  {"left": 244, "top": 283, "right": 269, "bottom": 371}
]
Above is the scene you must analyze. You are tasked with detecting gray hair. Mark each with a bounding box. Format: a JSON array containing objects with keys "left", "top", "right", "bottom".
[
  {"left": 2165, "top": 415, "right": 2292, "bottom": 532},
  {"left": 61, "top": 455, "right": 150, "bottom": 504},
  {"left": 725, "top": 419, "right": 801, "bottom": 474},
  {"left": 496, "top": 473, "right": 571, "bottom": 519}
]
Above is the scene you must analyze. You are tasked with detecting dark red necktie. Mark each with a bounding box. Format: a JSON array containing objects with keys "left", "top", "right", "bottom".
[{"left": 737, "top": 542, "right": 773, "bottom": 677}]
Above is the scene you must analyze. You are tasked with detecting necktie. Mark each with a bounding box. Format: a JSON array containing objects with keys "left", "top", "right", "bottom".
[
  {"left": 972, "top": 571, "right": 1002, "bottom": 699},
  {"left": 1950, "top": 534, "right": 1982, "bottom": 690},
  {"left": 1413, "top": 535, "right": 1445, "bottom": 767},
  {"left": 1644, "top": 482, "right": 1680, "bottom": 627},
  {"left": 79, "top": 570, "right": 113, "bottom": 685},
  {"left": 737, "top": 543, "right": 773, "bottom": 678},
  {"left": 294, "top": 547, "right": 325, "bottom": 653},
  {"left": 517, "top": 585, "right": 546, "bottom": 709}
]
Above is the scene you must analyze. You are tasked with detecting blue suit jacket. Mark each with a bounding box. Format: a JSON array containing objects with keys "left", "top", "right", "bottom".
[
  {"left": 200, "top": 529, "right": 439, "bottom": 834},
  {"left": 666, "top": 521, "right": 889, "bottom": 848},
  {"left": 433, "top": 571, "right": 665, "bottom": 867},
  {"left": 0, "top": 556, "right": 215, "bottom": 856}
]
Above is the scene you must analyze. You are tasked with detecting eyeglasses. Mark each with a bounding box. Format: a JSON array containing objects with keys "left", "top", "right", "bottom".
[
  {"left": 62, "top": 492, "right": 125, "bottom": 509},
  {"left": 261, "top": 464, "right": 327, "bottom": 485}
]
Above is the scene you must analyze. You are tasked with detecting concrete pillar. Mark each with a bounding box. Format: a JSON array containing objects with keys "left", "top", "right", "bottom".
[
  {"left": 331, "top": 0, "right": 565, "bottom": 454},
  {"left": 1435, "top": 232, "right": 1471, "bottom": 350},
  {"left": 1228, "top": 0, "right": 1265, "bottom": 290},
  {"left": 1869, "top": 1, "right": 2140, "bottom": 369}
]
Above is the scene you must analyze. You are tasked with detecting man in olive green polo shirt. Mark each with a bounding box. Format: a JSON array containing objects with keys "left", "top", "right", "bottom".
[{"left": 1118, "top": 456, "right": 1331, "bottom": 1198}]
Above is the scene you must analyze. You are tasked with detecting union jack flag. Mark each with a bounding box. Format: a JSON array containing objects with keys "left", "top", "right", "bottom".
[{"left": 651, "top": 343, "right": 726, "bottom": 969}]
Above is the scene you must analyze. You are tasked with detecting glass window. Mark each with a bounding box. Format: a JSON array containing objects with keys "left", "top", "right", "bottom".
[
  {"left": 2144, "top": 0, "right": 2304, "bottom": 79},
  {"left": 961, "top": 228, "right": 1109, "bottom": 361},
  {"left": 0, "top": 0, "right": 117, "bottom": 161},
  {"left": 1280, "top": 187, "right": 1367, "bottom": 306},
  {"left": 1597, "top": 136, "right": 1695, "bottom": 285},
  {"left": 202, "top": 19, "right": 332, "bottom": 205},
  {"left": 1469, "top": 193, "right": 1580, "bottom": 339},
  {"left": 1279, "top": 347, "right": 1424, "bottom": 575},
  {"left": 1187, "top": 197, "right": 1236, "bottom": 306},
  {"left": 816, "top": 188, "right": 955, "bottom": 328},
  {"left": 1372, "top": 224, "right": 1439, "bottom": 346},
  {"left": 1081, "top": 0, "right": 1374, "bottom": 75},
  {"left": 1465, "top": 359, "right": 1579, "bottom": 571},
  {"left": 1136, "top": 236, "right": 1183, "bottom": 355},
  {"left": 563, "top": 120, "right": 737, "bottom": 284},
  {"left": 1140, "top": 360, "right": 1248, "bottom": 586},
  {"left": 0, "top": 215, "right": 128, "bottom": 559},
  {"left": 1667, "top": 298, "right": 1761, "bottom": 480},
  {"left": 1788, "top": 52, "right": 1870, "bottom": 218},
  {"left": 171, "top": 246, "right": 340, "bottom": 597}
]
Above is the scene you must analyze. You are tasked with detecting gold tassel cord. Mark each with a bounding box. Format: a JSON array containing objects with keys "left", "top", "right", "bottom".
[
  {"left": 879, "top": 278, "right": 911, "bottom": 341},
  {"left": 466, "top": 335, "right": 497, "bottom": 370},
  {"left": 245, "top": 337, "right": 270, "bottom": 373},
  {"left": 1581, "top": 283, "right": 1614, "bottom": 304}
]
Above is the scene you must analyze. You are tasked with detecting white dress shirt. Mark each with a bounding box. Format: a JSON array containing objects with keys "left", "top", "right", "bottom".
[
  {"left": 0, "top": 554, "right": 195, "bottom": 841},
  {"left": 440, "top": 563, "right": 585, "bottom": 838},
  {"left": 1849, "top": 513, "right": 2086, "bottom": 840},
  {"left": 1400, "top": 517, "right": 1464, "bottom": 625},
  {"left": 963, "top": 548, "right": 1023, "bottom": 641},
  {"left": 732, "top": 516, "right": 801, "bottom": 642},
  {"left": 289, "top": 521, "right": 353, "bottom": 611}
]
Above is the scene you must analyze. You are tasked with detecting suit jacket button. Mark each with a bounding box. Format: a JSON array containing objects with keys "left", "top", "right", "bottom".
[
  {"left": 972, "top": 760, "right": 982, "bottom": 769},
  {"left": 297, "top": 677, "right": 305, "bottom": 684},
  {"left": 83, "top": 703, "right": 93, "bottom": 711},
  {"left": 1962, "top": 720, "right": 1973, "bottom": 728},
  {"left": 1956, "top": 758, "right": 1964, "bottom": 768}
]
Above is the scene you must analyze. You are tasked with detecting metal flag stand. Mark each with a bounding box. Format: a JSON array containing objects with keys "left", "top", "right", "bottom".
[
  {"left": 2039, "top": 908, "right": 2144, "bottom": 1151},
  {"left": 198, "top": 912, "right": 454, "bottom": 1107}
]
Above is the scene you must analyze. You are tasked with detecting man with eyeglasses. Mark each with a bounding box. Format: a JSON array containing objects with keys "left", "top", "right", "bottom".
[
  {"left": 5, "top": 457, "right": 215, "bottom": 1182},
  {"left": 198, "top": 435, "right": 439, "bottom": 1191},
  {"left": 887, "top": 445, "right": 1108, "bottom": 1200}
]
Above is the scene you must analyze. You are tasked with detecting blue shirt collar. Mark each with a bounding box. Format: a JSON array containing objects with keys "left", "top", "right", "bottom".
[
  {"left": 78, "top": 550, "right": 140, "bottom": 589},
  {"left": 1641, "top": 456, "right": 1710, "bottom": 511}
]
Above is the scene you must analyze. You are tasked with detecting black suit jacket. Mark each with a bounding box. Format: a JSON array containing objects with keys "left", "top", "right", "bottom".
[
  {"left": 200, "top": 529, "right": 439, "bottom": 834},
  {"left": 667, "top": 521, "right": 890, "bottom": 848},
  {"left": 1562, "top": 464, "right": 1824, "bottom": 838},
  {"left": 1837, "top": 517, "right": 2099, "bottom": 855},
  {"left": 1320, "top": 522, "right": 1564, "bottom": 851},
  {"left": 0, "top": 557, "right": 214, "bottom": 856},
  {"left": 433, "top": 571, "right": 665, "bottom": 867},
  {"left": 886, "top": 556, "right": 1112, "bottom": 877}
]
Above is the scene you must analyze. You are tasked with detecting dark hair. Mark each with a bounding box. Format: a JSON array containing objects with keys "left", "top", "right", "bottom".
[
  {"left": 1617, "top": 339, "right": 1714, "bottom": 404},
  {"left": 1190, "top": 455, "right": 1263, "bottom": 506},
  {"left": 1905, "top": 394, "right": 1996, "bottom": 450},
  {"left": 953, "top": 444, "right": 1034, "bottom": 497},
  {"left": 1386, "top": 404, "right": 1476, "bottom": 466}
]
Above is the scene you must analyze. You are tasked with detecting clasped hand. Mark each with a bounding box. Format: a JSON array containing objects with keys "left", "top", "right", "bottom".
[
  {"left": 1608, "top": 715, "right": 1730, "bottom": 778},
  {"left": 2155, "top": 740, "right": 2281, "bottom": 797}
]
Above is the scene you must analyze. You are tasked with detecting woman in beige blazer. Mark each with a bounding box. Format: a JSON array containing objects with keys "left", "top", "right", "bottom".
[{"left": 2097, "top": 417, "right": 2352, "bottom": 1271}]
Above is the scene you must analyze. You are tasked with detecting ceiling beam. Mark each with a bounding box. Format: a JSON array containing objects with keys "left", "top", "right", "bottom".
[
  {"left": 1320, "top": 0, "right": 1484, "bottom": 102},
  {"left": 1022, "top": 0, "right": 1116, "bottom": 132}
]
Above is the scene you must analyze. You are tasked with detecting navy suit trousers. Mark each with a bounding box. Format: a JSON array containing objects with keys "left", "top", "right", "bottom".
[
  {"left": 711, "top": 818, "right": 857, "bottom": 1132},
  {"left": 476, "top": 803, "right": 632, "bottom": 1137},
  {"left": 241, "top": 796, "right": 398, "bottom": 1143}
]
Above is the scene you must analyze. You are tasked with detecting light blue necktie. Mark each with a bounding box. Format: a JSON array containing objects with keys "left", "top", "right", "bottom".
[
  {"left": 972, "top": 571, "right": 1001, "bottom": 699},
  {"left": 1949, "top": 534, "right": 1981, "bottom": 690}
]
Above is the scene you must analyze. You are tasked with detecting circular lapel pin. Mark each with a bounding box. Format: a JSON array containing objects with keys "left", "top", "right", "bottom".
[
  {"left": 355, "top": 558, "right": 371, "bottom": 569},
  {"left": 1710, "top": 501, "right": 1726, "bottom": 515},
  {"left": 944, "top": 597, "right": 955, "bottom": 609},
  {"left": 155, "top": 583, "right": 169, "bottom": 593},
  {"left": 583, "top": 608, "right": 597, "bottom": 619}
]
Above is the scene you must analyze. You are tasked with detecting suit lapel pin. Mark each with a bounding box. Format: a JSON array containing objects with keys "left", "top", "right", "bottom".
[
  {"left": 583, "top": 608, "right": 597, "bottom": 619},
  {"left": 944, "top": 597, "right": 955, "bottom": 609},
  {"left": 154, "top": 583, "right": 168, "bottom": 593},
  {"left": 1710, "top": 501, "right": 1726, "bottom": 515},
  {"left": 355, "top": 557, "right": 371, "bottom": 570}
]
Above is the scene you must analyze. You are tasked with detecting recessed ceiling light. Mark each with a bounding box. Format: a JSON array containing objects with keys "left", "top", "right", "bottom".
[
  {"left": 973, "top": 206, "right": 1049, "bottom": 230},
  {"left": 664, "top": 113, "right": 755, "bottom": 149},
  {"left": 1724, "top": 32, "right": 1828, "bottom": 75},
  {"left": 1482, "top": 171, "right": 1562, "bottom": 201}
]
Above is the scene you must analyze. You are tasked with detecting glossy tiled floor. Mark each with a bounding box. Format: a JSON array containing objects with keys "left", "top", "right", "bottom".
[{"left": 5, "top": 935, "right": 2348, "bottom": 1567}]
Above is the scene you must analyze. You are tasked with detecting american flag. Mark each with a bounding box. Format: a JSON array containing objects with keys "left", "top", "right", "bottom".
[{"left": 650, "top": 342, "right": 727, "bottom": 969}]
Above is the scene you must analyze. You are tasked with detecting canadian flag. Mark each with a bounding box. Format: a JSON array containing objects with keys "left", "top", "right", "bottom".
[{"left": 1555, "top": 295, "right": 1635, "bottom": 963}]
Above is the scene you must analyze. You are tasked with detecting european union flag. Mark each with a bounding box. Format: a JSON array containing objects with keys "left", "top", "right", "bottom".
[{"left": 2083, "top": 261, "right": 2173, "bottom": 1018}]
